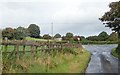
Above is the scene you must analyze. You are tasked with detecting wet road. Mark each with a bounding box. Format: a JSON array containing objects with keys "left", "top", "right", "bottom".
[{"left": 83, "top": 44, "right": 119, "bottom": 73}]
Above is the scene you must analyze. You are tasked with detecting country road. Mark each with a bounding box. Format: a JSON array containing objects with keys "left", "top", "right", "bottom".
[{"left": 83, "top": 44, "right": 119, "bottom": 74}]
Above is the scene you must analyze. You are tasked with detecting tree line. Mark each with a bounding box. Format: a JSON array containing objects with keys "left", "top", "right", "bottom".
[
  {"left": 38, "top": 31, "right": 118, "bottom": 42},
  {"left": 86, "top": 31, "right": 118, "bottom": 41},
  {"left": 2, "top": 24, "right": 118, "bottom": 42},
  {"left": 2, "top": 24, "right": 40, "bottom": 40}
]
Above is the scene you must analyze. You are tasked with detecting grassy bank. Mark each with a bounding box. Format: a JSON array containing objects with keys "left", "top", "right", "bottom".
[
  {"left": 2, "top": 46, "right": 91, "bottom": 73},
  {"left": 80, "top": 41, "right": 118, "bottom": 45},
  {"left": 111, "top": 48, "right": 120, "bottom": 59}
]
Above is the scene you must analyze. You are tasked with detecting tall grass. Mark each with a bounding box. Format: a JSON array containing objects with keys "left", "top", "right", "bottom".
[{"left": 1, "top": 45, "right": 90, "bottom": 73}]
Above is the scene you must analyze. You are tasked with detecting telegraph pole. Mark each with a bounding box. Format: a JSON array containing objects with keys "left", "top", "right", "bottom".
[{"left": 51, "top": 22, "right": 53, "bottom": 40}]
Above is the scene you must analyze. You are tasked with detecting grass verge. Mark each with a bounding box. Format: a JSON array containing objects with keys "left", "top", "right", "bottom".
[
  {"left": 111, "top": 48, "right": 120, "bottom": 59},
  {"left": 2, "top": 46, "right": 91, "bottom": 73}
]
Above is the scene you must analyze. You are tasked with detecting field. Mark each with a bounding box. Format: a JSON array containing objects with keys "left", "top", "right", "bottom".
[
  {"left": 1, "top": 44, "right": 91, "bottom": 73},
  {"left": 25, "top": 37, "right": 48, "bottom": 42}
]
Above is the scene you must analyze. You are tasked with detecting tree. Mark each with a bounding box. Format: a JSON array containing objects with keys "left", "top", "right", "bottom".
[
  {"left": 108, "top": 32, "right": 118, "bottom": 41},
  {"left": 62, "top": 36, "right": 66, "bottom": 40},
  {"left": 80, "top": 36, "right": 87, "bottom": 42},
  {"left": 2, "top": 28, "right": 15, "bottom": 40},
  {"left": 0, "top": 29, "right": 2, "bottom": 40},
  {"left": 65, "top": 32, "right": 73, "bottom": 41},
  {"left": 98, "top": 31, "right": 109, "bottom": 41},
  {"left": 54, "top": 33, "right": 61, "bottom": 38},
  {"left": 42, "top": 34, "right": 51, "bottom": 39},
  {"left": 99, "top": 1, "right": 120, "bottom": 52},
  {"left": 86, "top": 36, "right": 99, "bottom": 41},
  {"left": 14, "top": 27, "right": 29, "bottom": 40},
  {"left": 28, "top": 24, "right": 40, "bottom": 38},
  {"left": 86, "top": 31, "right": 109, "bottom": 41}
]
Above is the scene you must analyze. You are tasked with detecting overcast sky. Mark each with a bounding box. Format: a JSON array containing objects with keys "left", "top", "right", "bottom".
[{"left": 0, "top": 0, "right": 119, "bottom": 37}]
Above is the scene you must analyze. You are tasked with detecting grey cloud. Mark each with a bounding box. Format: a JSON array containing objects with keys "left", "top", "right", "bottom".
[{"left": 0, "top": 0, "right": 118, "bottom": 36}]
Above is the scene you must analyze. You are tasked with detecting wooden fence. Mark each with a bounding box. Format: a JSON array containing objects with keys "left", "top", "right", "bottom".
[{"left": 1, "top": 40, "right": 82, "bottom": 57}]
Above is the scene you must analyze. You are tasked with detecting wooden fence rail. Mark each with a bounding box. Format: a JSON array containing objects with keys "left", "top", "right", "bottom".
[{"left": 1, "top": 40, "right": 82, "bottom": 57}]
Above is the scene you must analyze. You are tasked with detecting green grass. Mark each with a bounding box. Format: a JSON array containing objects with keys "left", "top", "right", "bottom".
[
  {"left": 47, "top": 49, "right": 90, "bottom": 73},
  {"left": 1, "top": 45, "right": 44, "bottom": 53},
  {"left": 2, "top": 46, "right": 91, "bottom": 73},
  {"left": 25, "top": 37, "right": 64, "bottom": 42},
  {"left": 2, "top": 45, "right": 31, "bottom": 52},
  {"left": 80, "top": 41, "right": 118, "bottom": 45},
  {"left": 111, "top": 48, "right": 120, "bottom": 59},
  {"left": 25, "top": 37, "right": 52, "bottom": 42}
]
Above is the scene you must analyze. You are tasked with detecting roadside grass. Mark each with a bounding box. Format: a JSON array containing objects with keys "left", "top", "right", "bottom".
[
  {"left": 48, "top": 49, "right": 89, "bottom": 73},
  {"left": 2, "top": 46, "right": 91, "bottom": 73},
  {"left": 111, "top": 48, "right": 120, "bottom": 59},
  {"left": 80, "top": 41, "right": 118, "bottom": 45}
]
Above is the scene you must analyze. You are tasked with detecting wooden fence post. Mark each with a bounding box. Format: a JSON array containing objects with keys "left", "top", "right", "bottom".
[
  {"left": 23, "top": 45, "right": 25, "bottom": 54},
  {"left": 4, "top": 44, "right": 8, "bottom": 58},
  {"left": 58, "top": 44, "right": 61, "bottom": 53},
  {"left": 15, "top": 44, "right": 19, "bottom": 58},
  {"left": 31, "top": 45, "right": 34, "bottom": 57},
  {"left": 42, "top": 47, "right": 44, "bottom": 52},
  {"left": 60, "top": 43, "right": 63, "bottom": 53},
  {"left": 4, "top": 44, "right": 8, "bottom": 52},
  {"left": 35, "top": 46, "right": 38, "bottom": 54}
]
